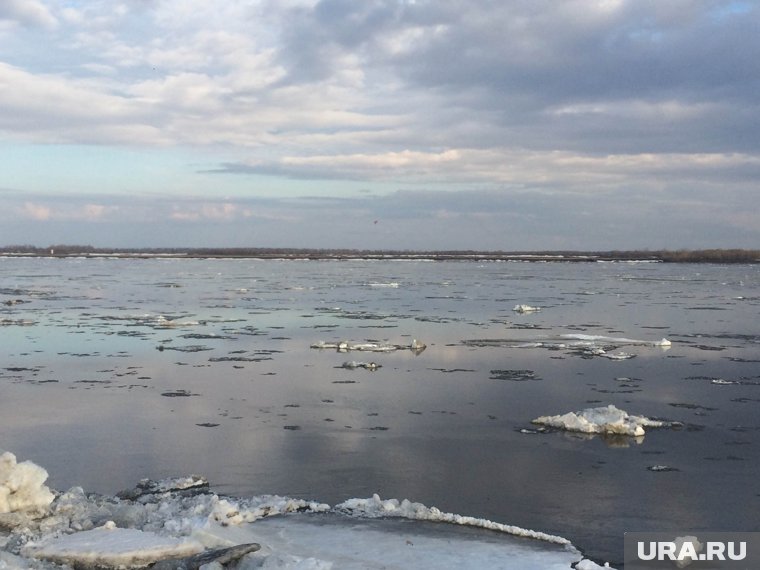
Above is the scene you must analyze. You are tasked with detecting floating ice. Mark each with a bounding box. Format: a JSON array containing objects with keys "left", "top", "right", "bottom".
[
  {"left": 368, "top": 282, "right": 399, "bottom": 288},
  {"left": 463, "top": 334, "right": 671, "bottom": 357},
  {"left": 0, "top": 319, "right": 36, "bottom": 326},
  {"left": 561, "top": 334, "right": 671, "bottom": 347},
  {"left": 711, "top": 378, "right": 738, "bottom": 385},
  {"left": 311, "top": 339, "right": 426, "bottom": 354},
  {"left": 0, "top": 451, "right": 54, "bottom": 516},
  {"left": 340, "top": 361, "right": 381, "bottom": 371},
  {"left": 532, "top": 405, "right": 669, "bottom": 437},
  {"left": 513, "top": 304, "right": 540, "bottom": 313},
  {"left": 598, "top": 350, "right": 635, "bottom": 360},
  {"left": 647, "top": 465, "right": 679, "bottom": 472}
]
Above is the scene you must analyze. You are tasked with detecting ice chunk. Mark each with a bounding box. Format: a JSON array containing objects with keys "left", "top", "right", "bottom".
[
  {"left": 340, "top": 361, "right": 381, "bottom": 371},
  {"left": 599, "top": 351, "right": 635, "bottom": 360},
  {"left": 311, "top": 339, "right": 426, "bottom": 354},
  {"left": 0, "top": 452, "right": 54, "bottom": 516},
  {"left": 23, "top": 522, "right": 204, "bottom": 568},
  {"left": 532, "top": 405, "right": 668, "bottom": 437},
  {"left": 513, "top": 304, "right": 540, "bottom": 313},
  {"left": 117, "top": 475, "right": 209, "bottom": 500}
]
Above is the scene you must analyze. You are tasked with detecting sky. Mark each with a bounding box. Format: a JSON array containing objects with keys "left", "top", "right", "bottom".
[{"left": 1, "top": 0, "right": 759, "bottom": 251}]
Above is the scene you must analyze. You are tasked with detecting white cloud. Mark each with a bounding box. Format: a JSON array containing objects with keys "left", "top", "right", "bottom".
[
  {"left": 18, "top": 202, "right": 118, "bottom": 222},
  {"left": 0, "top": 0, "right": 56, "bottom": 28},
  {"left": 22, "top": 202, "right": 52, "bottom": 221}
]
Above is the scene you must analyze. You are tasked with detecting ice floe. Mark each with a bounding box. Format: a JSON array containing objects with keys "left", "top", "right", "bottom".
[
  {"left": 0, "top": 453, "right": 617, "bottom": 569},
  {"left": 560, "top": 334, "right": 671, "bottom": 347},
  {"left": 340, "top": 361, "right": 382, "bottom": 371},
  {"left": 311, "top": 339, "right": 426, "bottom": 354},
  {"left": 462, "top": 333, "right": 671, "bottom": 359},
  {"left": 531, "top": 405, "right": 670, "bottom": 437}
]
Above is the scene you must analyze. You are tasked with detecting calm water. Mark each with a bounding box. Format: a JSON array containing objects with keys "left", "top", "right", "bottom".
[{"left": 2, "top": 257, "right": 759, "bottom": 566}]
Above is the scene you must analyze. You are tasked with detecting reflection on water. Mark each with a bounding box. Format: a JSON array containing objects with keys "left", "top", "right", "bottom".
[{"left": 2, "top": 257, "right": 760, "bottom": 566}]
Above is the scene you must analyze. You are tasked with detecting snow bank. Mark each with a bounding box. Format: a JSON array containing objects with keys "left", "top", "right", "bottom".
[
  {"left": 532, "top": 405, "right": 668, "bottom": 437},
  {"left": 0, "top": 452, "right": 54, "bottom": 516}
]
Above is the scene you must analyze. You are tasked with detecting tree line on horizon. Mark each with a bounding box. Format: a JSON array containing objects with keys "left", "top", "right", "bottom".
[{"left": 0, "top": 244, "right": 758, "bottom": 263}]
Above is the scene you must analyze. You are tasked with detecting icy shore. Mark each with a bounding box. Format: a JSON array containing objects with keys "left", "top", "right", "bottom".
[{"left": 0, "top": 451, "right": 616, "bottom": 569}]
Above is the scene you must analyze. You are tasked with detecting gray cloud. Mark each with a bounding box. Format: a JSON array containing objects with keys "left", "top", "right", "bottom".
[{"left": 269, "top": 0, "right": 760, "bottom": 153}]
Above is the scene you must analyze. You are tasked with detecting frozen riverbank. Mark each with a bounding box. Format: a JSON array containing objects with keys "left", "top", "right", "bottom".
[{"left": 1, "top": 451, "right": 612, "bottom": 569}]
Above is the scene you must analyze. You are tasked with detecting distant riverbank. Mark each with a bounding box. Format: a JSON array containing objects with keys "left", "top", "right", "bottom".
[{"left": 1, "top": 246, "right": 759, "bottom": 263}]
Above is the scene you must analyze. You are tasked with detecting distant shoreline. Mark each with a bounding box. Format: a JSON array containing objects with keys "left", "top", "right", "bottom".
[{"left": 1, "top": 247, "right": 758, "bottom": 263}]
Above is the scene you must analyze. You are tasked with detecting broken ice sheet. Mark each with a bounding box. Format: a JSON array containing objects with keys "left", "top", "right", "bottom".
[{"left": 22, "top": 523, "right": 204, "bottom": 568}]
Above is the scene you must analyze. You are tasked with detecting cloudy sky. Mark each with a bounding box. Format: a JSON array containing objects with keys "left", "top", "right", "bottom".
[{"left": 1, "top": 0, "right": 758, "bottom": 250}]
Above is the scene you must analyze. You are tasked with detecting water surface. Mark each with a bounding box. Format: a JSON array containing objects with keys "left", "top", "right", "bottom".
[{"left": 2, "top": 257, "right": 759, "bottom": 566}]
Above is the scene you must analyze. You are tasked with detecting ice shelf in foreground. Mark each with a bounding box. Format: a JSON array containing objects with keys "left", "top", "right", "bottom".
[
  {"left": 532, "top": 404, "right": 669, "bottom": 437},
  {"left": 0, "top": 453, "right": 616, "bottom": 569}
]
